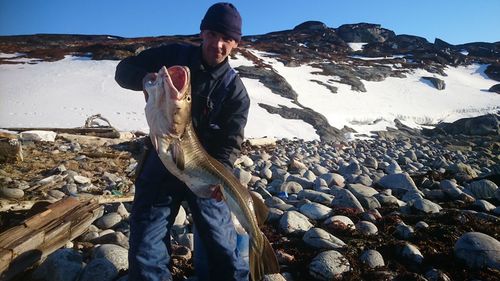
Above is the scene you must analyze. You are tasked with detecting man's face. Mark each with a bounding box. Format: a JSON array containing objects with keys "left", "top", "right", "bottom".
[{"left": 200, "top": 30, "right": 239, "bottom": 67}]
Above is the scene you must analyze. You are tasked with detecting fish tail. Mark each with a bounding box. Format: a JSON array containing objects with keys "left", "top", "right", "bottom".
[{"left": 249, "top": 233, "right": 280, "bottom": 281}]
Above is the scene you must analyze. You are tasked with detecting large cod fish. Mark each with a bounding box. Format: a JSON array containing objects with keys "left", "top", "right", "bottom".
[{"left": 144, "top": 65, "right": 279, "bottom": 281}]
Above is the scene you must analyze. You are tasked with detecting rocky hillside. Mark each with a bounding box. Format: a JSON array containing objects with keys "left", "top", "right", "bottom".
[{"left": 1, "top": 22, "right": 499, "bottom": 141}]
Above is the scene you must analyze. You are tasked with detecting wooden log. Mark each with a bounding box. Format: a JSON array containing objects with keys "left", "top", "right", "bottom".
[
  {"left": 26, "top": 174, "right": 67, "bottom": 192},
  {"left": 2, "top": 127, "right": 120, "bottom": 138},
  {"left": 0, "top": 201, "right": 36, "bottom": 212},
  {"left": 23, "top": 197, "right": 79, "bottom": 228},
  {"left": 0, "top": 194, "right": 134, "bottom": 212},
  {"left": 0, "top": 197, "right": 104, "bottom": 280}
]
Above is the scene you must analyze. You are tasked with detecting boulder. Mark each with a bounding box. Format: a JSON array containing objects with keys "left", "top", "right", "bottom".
[
  {"left": 454, "top": 232, "right": 500, "bottom": 269},
  {"left": 422, "top": 76, "right": 446, "bottom": 90},
  {"left": 309, "top": 250, "right": 351, "bottom": 280}
]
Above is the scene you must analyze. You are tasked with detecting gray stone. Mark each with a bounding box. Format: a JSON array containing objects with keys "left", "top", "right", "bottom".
[
  {"left": 385, "top": 160, "right": 403, "bottom": 174},
  {"left": 415, "top": 221, "right": 429, "bottom": 229},
  {"left": 176, "top": 233, "right": 195, "bottom": 251},
  {"left": 423, "top": 189, "right": 446, "bottom": 200},
  {"left": 347, "top": 183, "right": 381, "bottom": 210},
  {"left": 356, "top": 221, "right": 378, "bottom": 235},
  {"left": 234, "top": 168, "right": 253, "bottom": 186},
  {"left": 303, "top": 170, "right": 317, "bottom": 181},
  {"left": 297, "top": 190, "right": 334, "bottom": 205},
  {"left": 91, "top": 231, "right": 129, "bottom": 249},
  {"left": 80, "top": 231, "right": 100, "bottom": 242},
  {"left": 73, "top": 175, "right": 91, "bottom": 184},
  {"left": 32, "top": 248, "right": 84, "bottom": 281},
  {"left": 376, "top": 173, "right": 419, "bottom": 194},
  {"left": 267, "top": 208, "right": 285, "bottom": 222},
  {"left": 401, "top": 243, "right": 424, "bottom": 264},
  {"left": 473, "top": 199, "right": 496, "bottom": 212},
  {"left": 309, "top": 250, "right": 351, "bottom": 280},
  {"left": 395, "top": 223, "right": 415, "bottom": 239},
  {"left": 319, "top": 173, "right": 345, "bottom": 187},
  {"left": 440, "top": 180, "right": 464, "bottom": 199},
  {"left": 238, "top": 155, "right": 254, "bottom": 167},
  {"left": 339, "top": 161, "right": 362, "bottom": 176},
  {"left": 78, "top": 258, "right": 118, "bottom": 281},
  {"left": 313, "top": 178, "right": 330, "bottom": 193},
  {"left": 93, "top": 244, "right": 129, "bottom": 271},
  {"left": 265, "top": 196, "right": 287, "bottom": 208},
  {"left": 323, "top": 215, "right": 355, "bottom": 230},
  {"left": 355, "top": 174, "right": 373, "bottom": 186},
  {"left": 347, "top": 183, "right": 378, "bottom": 197},
  {"left": 279, "top": 210, "right": 313, "bottom": 235},
  {"left": 422, "top": 76, "right": 446, "bottom": 90},
  {"left": 302, "top": 228, "right": 346, "bottom": 250},
  {"left": 20, "top": 130, "right": 57, "bottom": 142},
  {"left": 62, "top": 183, "right": 78, "bottom": 195},
  {"left": 260, "top": 168, "right": 273, "bottom": 180},
  {"left": 281, "top": 181, "right": 303, "bottom": 194},
  {"left": 0, "top": 186, "right": 24, "bottom": 199},
  {"left": 286, "top": 175, "right": 313, "bottom": 189},
  {"left": 425, "top": 268, "right": 452, "bottom": 281},
  {"left": 48, "top": 189, "right": 66, "bottom": 200},
  {"left": 95, "top": 212, "right": 122, "bottom": 229},
  {"left": 454, "top": 232, "right": 500, "bottom": 269},
  {"left": 467, "top": 179, "right": 498, "bottom": 199},
  {"left": 330, "top": 189, "right": 364, "bottom": 212},
  {"left": 374, "top": 193, "right": 401, "bottom": 207},
  {"left": 299, "top": 202, "right": 332, "bottom": 220},
  {"left": 447, "top": 162, "right": 478, "bottom": 179},
  {"left": 408, "top": 198, "right": 442, "bottom": 214},
  {"left": 364, "top": 157, "right": 378, "bottom": 169},
  {"left": 360, "top": 249, "right": 385, "bottom": 268},
  {"left": 312, "top": 164, "right": 329, "bottom": 176}
]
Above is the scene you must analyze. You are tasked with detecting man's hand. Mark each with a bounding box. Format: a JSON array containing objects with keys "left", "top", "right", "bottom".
[
  {"left": 142, "top": 73, "right": 158, "bottom": 102},
  {"left": 209, "top": 184, "right": 224, "bottom": 202}
]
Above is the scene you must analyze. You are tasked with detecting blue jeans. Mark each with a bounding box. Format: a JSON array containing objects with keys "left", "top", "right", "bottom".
[{"left": 128, "top": 150, "right": 249, "bottom": 281}]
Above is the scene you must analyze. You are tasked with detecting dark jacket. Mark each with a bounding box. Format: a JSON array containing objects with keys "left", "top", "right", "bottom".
[{"left": 115, "top": 43, "right": 250, "bottom": 169}]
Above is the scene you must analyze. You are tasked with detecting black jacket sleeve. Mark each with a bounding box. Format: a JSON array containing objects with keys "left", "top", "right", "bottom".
[{"left": 210, "top": 76, "right": 250, "bottom": 169}]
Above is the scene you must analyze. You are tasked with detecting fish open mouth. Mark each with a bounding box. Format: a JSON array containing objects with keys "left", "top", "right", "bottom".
[{"left": 167, "top": 66, "right": 188, "bottom": 92}]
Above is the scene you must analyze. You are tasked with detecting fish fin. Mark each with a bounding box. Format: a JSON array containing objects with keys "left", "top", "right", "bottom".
[
  {"left": 249, "top": 234, "right": 280, "bottom": 281},
  {"left": 250, "top": 192, "right": 269, "bottom": 227},
  {"left": 170, "top": 140, "right": 185, "bottom": 170},
  {"left": 261, "top": 233, "right": 280, "bottom": 274},
  {"left": 249, "top": 246, "right": 263, "bottom": 281},
  {"left": 231, "top": 213, "right": 246, "bottom": 235}
]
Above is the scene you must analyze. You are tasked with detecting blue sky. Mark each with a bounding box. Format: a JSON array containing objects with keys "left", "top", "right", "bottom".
[{"left": 1, "top": 0, "right": 499, "bottom": 45}]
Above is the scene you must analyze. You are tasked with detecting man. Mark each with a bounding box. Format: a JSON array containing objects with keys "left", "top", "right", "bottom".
[{"left": 115, "top": 3, "right": 250, "bottom": 281}]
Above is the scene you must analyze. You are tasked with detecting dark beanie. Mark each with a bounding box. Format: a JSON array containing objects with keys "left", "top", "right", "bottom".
[{"left": 200, "top": 2, "right": 242, "bottom": 41}]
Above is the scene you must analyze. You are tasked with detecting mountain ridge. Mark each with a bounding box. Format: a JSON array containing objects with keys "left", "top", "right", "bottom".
[{"left": 1, "top": 21, "right": 498, "bottom": 141}]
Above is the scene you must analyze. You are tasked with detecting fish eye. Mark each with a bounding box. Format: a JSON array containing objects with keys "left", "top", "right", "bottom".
[{"left": 186, "top": 96, "right": 191, "bottom": 102}]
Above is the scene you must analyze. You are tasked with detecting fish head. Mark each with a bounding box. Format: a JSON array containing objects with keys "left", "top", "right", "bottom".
[{"left": 145, "top": 65, "right": 192, "bottom": 141}]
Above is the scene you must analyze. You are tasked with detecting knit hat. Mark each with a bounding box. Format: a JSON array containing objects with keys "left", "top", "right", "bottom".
[{"left": 200, "top": 2, "right": 242, "bottom": 41}]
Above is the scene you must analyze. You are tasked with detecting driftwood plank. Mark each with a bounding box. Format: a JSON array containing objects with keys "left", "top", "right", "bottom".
[
  {"left": 0, "top": 197, "right": 104, "bottom": 280},
  {"left": 0, "top": 250, "right": 11, "bottom": 274},
  {"left": 2, "top": 127, "right": 120, "bottom": 138},
  {"left": 23, "top": 197, "right": 79, "bottom": 228},
  {"left": 0, "top": 194, "right": 134, "bottom": 212}
]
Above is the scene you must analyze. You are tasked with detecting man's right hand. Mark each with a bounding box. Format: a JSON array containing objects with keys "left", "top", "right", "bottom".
[{"left": 142, "top": 73, "right": 158, "bottom": 102}]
